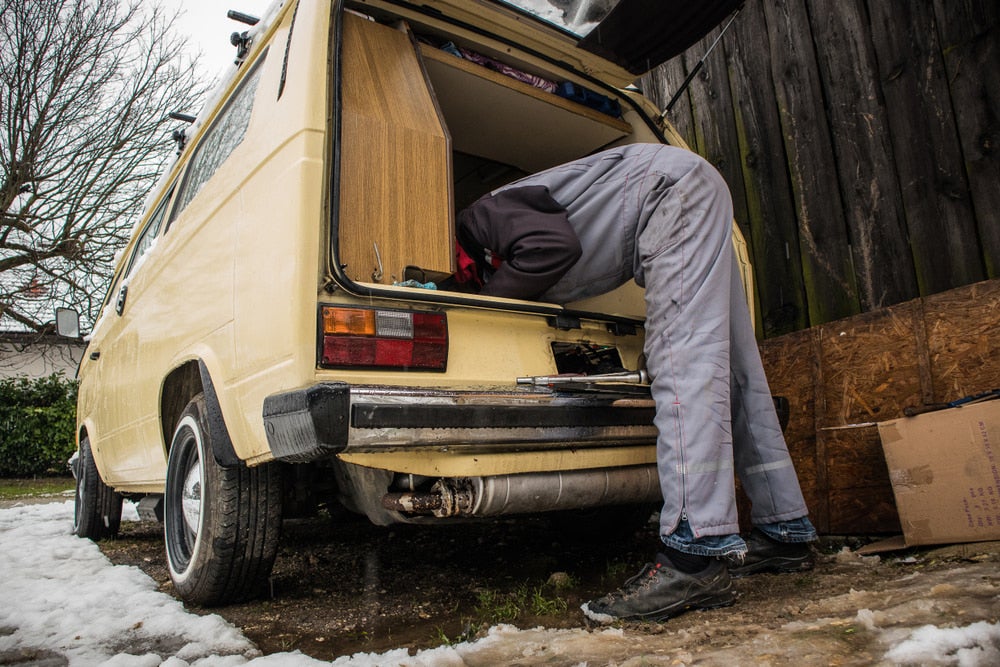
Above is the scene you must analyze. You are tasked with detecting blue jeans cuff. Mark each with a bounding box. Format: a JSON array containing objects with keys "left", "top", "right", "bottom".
[
  {"left": 661, "top": 520, "right": 747, "bottom": 558},
  {"left": 756, "top": 517, "right": 818, "bottom": 543}
]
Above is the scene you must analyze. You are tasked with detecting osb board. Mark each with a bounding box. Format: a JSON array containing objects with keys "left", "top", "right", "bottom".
[
  {"left": 757, "top": 328, "right": 827, "bottom": 531},
  {"left": 760, "top": 328, "right": 819, "bottom": 445},
  {"left": 822, "top": 427, "right": 890, "bottom": 489},
  {"left": 756, "top": 278, "right": 1000, "bottom": 535},
  {"left": 922, "top": 279, "right": 1000, "bottom": 403},
  {"left": 827, "top": 486, "right": 901, "bottom": 535},
  {"left": 817, "top": 302, "right": 927, "bottom": 427}
]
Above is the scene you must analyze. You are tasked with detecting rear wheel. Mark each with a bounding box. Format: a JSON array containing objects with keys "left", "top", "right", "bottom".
[
  {"left": 164, "top": 394, "right": 282, "bottom": 605},
  {"left": 73, "top": 435, "right": 123, "bottom": 540}
]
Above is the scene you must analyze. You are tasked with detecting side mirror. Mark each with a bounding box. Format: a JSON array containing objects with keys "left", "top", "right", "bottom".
[{"left": 55, "top": 307, "right": 81, "bottom": 339}]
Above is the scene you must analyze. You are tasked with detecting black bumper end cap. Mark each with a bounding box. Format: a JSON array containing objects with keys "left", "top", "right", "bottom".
[{"left": 263, "top": 382, "right": 350, "bottom": 463}]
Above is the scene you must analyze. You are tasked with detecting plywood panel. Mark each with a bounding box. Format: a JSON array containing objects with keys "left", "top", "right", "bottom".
[
  {"left": 923, "top": 279, "right": 1000, "bottom": 402},
  {"left": 828, "top": 486, "right": 901, "bottom": 535},
  {"left": 758, "top": 328, "right": 825, "bottom": 530},
  {"left": 338, "top": 15, "right": 453, "bottom": 283},
  {"left": 420, "top": 46, "right": 630, "bottom": 173},
  {"left": 756, "top": 278, "right": 1000, "bottom": 535},
  {"left": 818, "top": 303, "right": 925, "bottom": 427},
  {"left": 824, "top": 427, "right": 890, "bottom": 490}
]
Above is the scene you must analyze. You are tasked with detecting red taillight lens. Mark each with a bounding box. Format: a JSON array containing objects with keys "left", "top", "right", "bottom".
[{"left": 320, "top": 307, "right": 447, "bottom": 370}]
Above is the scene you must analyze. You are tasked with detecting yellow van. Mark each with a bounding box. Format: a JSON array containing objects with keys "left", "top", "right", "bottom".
[{"left": 61, "top": 0, "right": 748, "bottom": 605}]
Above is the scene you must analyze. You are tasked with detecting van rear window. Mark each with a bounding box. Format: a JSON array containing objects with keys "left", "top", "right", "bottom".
[
  {"left": 496, "top": 0, "right": 621, "bottom": 37},
  {"left": 171, "top": 55, "right": 266, "bottom": 221}
]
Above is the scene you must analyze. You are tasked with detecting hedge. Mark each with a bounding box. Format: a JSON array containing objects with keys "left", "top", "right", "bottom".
[{"left": 0, "top": 374, "right": 78, "bottom": 477}]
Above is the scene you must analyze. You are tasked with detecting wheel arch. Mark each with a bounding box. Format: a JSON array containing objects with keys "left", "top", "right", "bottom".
[
  {"left": 76, "top": 422, "right": 111, "bottom": 485},
  {"left": 160, "top": 360, "right": 240, "bottom": 467}
]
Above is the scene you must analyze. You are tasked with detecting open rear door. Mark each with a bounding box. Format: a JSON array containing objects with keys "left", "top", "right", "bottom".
[{"left": 576, "top": 0, "right": 744, "bottom": 76}]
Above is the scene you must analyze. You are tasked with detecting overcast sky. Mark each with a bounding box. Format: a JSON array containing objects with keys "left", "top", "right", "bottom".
[{"left": 171, "top": 0, "right": 274, "bottom": 77}]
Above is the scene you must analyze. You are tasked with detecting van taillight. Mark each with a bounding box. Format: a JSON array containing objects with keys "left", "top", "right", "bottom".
[{"left": 320, "top": 306, "right": 447, "bottom": 370}]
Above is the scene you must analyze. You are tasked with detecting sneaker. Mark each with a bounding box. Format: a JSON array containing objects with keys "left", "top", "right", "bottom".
[
  {"left": 580, "top": 554, "right": 735, "bottom": 624},
  {"left": 726, "top": 528, "right": 814, "bottom": 578}
]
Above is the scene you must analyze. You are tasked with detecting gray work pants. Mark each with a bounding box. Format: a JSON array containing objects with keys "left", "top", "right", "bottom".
[{"left": 498, "top": 144, "right": 810, "bottom": 544}]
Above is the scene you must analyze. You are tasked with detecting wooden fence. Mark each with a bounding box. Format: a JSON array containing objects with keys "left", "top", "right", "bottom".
[{"left": 640, "top": 0, "right": 999, "bottom": 338}]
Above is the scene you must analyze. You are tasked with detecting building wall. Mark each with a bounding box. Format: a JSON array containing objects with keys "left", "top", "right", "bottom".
[{"left": 0, "top": 334, "right": 85, "bottom": 379}]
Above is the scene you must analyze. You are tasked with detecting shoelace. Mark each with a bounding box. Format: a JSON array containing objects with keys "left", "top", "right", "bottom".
[{"left": 614, "top": 561, "right": 670, "bottom": 598}]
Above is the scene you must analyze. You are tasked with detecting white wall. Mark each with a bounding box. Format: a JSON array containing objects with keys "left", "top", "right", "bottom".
[{"left": 0, "top": 335, "right": 85, "bottom": 379}]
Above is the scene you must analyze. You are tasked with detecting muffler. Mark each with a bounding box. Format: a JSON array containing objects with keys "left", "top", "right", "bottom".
[{"left": 382, "top": 465, "right": 660, "bottom": 518}]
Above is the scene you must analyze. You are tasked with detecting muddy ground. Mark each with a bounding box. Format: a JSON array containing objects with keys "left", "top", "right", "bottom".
[{"left": 96, "top": 506, "right": 1000, "bottom": 663}]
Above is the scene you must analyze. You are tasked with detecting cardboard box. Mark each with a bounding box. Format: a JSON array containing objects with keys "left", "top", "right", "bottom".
[{"left": 876, "top": 399, "right": 1000, "bottom": 547}]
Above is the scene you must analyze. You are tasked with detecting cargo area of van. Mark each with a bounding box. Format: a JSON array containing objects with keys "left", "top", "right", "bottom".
[{"left": 331, "top": 1, "right": 674, "bottom": 321}]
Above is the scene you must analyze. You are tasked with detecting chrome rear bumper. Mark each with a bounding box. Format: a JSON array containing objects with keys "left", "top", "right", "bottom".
[{"left": 262, "top": 382, "right": 657, "bottom": 463}]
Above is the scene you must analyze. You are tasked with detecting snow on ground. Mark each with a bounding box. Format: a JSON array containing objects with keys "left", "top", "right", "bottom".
[{"left": 1, "top": 501, "right": 998, "bottom": 666}]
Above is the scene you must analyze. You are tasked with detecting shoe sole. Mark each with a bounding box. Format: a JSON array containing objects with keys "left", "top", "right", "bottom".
[
  {"left": 582, "top": 582, "right": 737, "bottom": 624},
  {"left": 639, "top": 590, "right": 737, "bottom": 622},
  {"left": 729, "top": 557, "right": 814, "bottom": 579}
]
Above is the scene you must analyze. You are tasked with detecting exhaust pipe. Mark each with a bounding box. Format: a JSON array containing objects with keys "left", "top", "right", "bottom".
[{"left": 382, "top": 465, "right": 660, "bottom": 518}]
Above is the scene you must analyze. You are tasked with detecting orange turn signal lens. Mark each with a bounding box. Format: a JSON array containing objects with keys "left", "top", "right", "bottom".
[{"left": 323, "top": 307, "right": 375, "bottom": 335}]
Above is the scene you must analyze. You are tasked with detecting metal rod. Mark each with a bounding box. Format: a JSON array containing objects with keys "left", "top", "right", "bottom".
[
  {"left": 227, "top": 10, "right": 260, "bottom": 26},
  {"left": 661, "top": 8, "right": 742, "bottom": 118},
  {"left": 516, "top": 370, "right": 649, "bottom": 386}
]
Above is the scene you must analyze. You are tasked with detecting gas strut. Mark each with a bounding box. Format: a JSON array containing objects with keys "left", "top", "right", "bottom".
[{"left": 661, "top": 6, "right": 743, "bottom": 117}]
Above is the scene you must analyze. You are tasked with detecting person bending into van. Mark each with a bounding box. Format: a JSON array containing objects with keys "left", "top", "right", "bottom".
[{"left": 455, "top": 143, "right": 817, "bottom": 623}]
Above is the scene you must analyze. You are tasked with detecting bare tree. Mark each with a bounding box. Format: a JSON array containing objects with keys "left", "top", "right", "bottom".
[{"left": 0, "top": 0, "right": 206, "bottom": 332}]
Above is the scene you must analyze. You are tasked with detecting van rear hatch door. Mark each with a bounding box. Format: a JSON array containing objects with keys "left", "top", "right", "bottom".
[
  {"left": 489, "top": 0, "right": 743, "bottom": 85},
  {"left": 575, "top": 0, "right": 743, "bottom": 77}
]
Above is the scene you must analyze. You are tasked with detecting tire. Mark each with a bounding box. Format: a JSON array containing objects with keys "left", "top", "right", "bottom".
[
  {"left": 73, "top": 436, "right": 123, "bottom": 540},
  {"left": 163, "top": 394, "right": 282, "bottom": 606}
]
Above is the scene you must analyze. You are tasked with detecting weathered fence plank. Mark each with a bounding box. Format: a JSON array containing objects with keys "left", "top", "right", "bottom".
[
  {"left": 807, "top": 0, "right": 917, "bottom": 311},
  {"left": 932, "top": 1, "right": 1000, "bottom": 277},
  {"left": 866, "top": 1, "right": 984, "bottom": 295},
  {"left": 761, "top": 0, "right": 860, "bottom": 324},
  {"left": 640, "top": 57, "right": 697, "bottom": 153},
  {"left": 727, "top": 1, "right": 809, "bottom": 336},
  {"left": 685, "top": 28, "right": 751, "bottom": 250}
]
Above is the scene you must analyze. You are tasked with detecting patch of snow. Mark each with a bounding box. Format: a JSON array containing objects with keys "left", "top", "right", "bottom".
[
  {"left": 0, "top": 502, "right": 258, "bottom": 666},
  {"left": 885, "top": 622, "right": 1000, "bottom": 666},
  {"left": 579, "top": 601, "right": 616, "bottom": 625}
]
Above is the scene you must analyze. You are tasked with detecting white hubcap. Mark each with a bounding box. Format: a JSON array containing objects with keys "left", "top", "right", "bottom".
[{"left": 181, "top": 460, "right": 202, "bottom": 535}]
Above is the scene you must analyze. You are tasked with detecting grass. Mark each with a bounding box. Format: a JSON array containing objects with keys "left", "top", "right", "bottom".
[
  {"left": 605, "top": 559, "right": 633, "bottom": 581},
  {"left": 0, "top": 477, "right": 74, "bottom": 500},
  {"left": 441, "top": 582, "right": 571, "bottom": 649},
  {"left": 473, "top": 582, "right": 568, "bottom": 625}
]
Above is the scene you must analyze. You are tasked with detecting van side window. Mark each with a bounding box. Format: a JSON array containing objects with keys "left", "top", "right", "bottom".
[
  {"left": 170, "top": 55, "right": 266, "bottom": 221},
  {"left": 96, "top": 187, "right": 171, "bottom": 321},
  {"left": 123, "top": 191, "right": 172, "bottom": 280}
]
